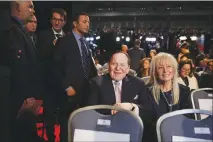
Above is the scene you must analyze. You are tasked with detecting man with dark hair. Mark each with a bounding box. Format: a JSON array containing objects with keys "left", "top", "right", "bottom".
[
  {"left": 53, "top": 12, "right": 97, "bottom": 142},
  {"left": 0, "top": 1, "right": 44, "bottom": 142},
  {"left": 128, "top": 39, "right": 146, "bottom": 71},
  {"left": 37, "top": 8, "right": 67, "bottom": 142}
]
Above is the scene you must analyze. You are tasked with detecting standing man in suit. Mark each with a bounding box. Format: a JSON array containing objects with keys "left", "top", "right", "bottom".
[
  {"left": 0, "top": 1, "right": 44, "bottom": 142},
  {"left": 88, "top": 52, "right": 148, "bottom": 116},
  {"left": 53, "top": 12, "right": 97, "bottom": 142},
  {"left": 37, "top": 8, "right": 67, "bottom": 142}
]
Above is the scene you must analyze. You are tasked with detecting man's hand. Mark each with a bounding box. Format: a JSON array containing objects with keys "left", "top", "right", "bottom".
[
  {"left": 66, "top": 87, "right": 76, "bottom": 96},
  {"left": 25, "top": 97, "right": 36, "bottom": 109},
  {"left": 111, "top": 103, "right": 138, "bottom": 115}
]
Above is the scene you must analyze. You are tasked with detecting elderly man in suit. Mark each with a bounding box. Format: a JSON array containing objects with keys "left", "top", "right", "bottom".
[
  {"left": 0, "top": 1, "right": 44, "bottom": 142},
  {"left": 88, "top": 52, "right": 148, "bottom": 116},
  {"left": 53, "top": 12, "right": 97, "bottom": 142}
]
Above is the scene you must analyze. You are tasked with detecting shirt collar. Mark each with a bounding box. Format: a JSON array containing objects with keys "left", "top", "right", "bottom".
[
  {"left": 12, "top": 16, "right": 24, "bottom": 26},
  {"left": 52, "top": 27, "right": 63, "bottom": 35},
  {"left": 112, "top": 80, "right": 122, "bottom": 86},
  {"left": 72, "top": 30, "right": 85, "bottom": 41}
]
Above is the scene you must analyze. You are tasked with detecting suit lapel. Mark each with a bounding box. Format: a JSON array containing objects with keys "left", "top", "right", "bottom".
[
  {"left": 21, "top": 27, "right": 40, "bottom": 58},
  {"left": 102, "top": 74, "right": 116, "bottom": 104},
  {"left": 121, "top": 76, "right": 132, "bottom": 102}
]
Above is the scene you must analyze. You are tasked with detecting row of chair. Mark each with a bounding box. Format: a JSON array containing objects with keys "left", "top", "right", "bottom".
[{"left": 68, "top": 88, "right": 213, "bottom": 142}]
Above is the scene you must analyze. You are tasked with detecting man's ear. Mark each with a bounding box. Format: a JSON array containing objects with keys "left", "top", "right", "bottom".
[
  {"left": 73, "top": 21, "right": 77, "bottom": 27},
  {"left": 16, "top": 2, "right": 20, "bottom": 12}
]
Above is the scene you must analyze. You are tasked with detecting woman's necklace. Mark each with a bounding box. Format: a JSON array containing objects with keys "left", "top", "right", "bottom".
[{"left": 161, "top": 90, "right": 173, "bottom": 112}]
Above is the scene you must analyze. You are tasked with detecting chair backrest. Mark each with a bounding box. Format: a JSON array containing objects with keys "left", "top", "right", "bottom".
[
  {"left": 141, "top": 76, "right": 150, "bottom": 84},
  {"left": 156, "top": 109, "right": 213, "bottom": 142},
  {"left": 191, "top": 88, "right": 213, "bottom": 120},
  {"left": 68, "top": 105, "right": 143, "bottom": 142}
]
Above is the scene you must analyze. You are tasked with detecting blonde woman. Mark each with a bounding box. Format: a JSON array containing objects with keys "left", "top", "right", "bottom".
[{"left": 142, "top": 52, "right": 191, "bottom": 142}]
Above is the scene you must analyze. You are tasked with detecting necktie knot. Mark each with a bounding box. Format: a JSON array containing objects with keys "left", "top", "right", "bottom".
[
  {"left": 114, "top": 81, "right": 120, "bottom": 87},
  {"left": 55, "top": 34, "right": 62, "bottom": 38}
]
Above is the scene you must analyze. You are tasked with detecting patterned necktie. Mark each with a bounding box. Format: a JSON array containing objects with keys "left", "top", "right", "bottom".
[
  {"left": 79, "top": 37, "right": 91, "bottom": 79},
  {"left": 55, "top": 34, "right": 62, "bottom": 39},
  {"left": 114, "top": 81, "right": 121, "bottom": 103}
]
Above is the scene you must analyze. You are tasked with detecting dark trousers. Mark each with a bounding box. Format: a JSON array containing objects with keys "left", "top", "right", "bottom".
[
  {"left": 11, "top": 110, "right": 40, "bottom": 142},
  {"left": 43, "top": 89, "right": 59, "bottom": 142},
  {"left": 0, "top": 66, "right": 11, "bottom": 142},
  {"left": 59, "top": 100, "right": 80, "bottom": 142}
]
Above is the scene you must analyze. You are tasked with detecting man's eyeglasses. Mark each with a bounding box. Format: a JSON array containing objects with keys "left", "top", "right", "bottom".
[
  {"left": 181, "top": 68, "right": 190, "bottom": 72},
  {"left": 52, "top": 18, "right": 64, "bottom": 23}
]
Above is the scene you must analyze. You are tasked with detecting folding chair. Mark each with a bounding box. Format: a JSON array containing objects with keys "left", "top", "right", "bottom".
[
  {"left": 191, "top": 88, "right": 213, "bottom": 120},
  {"left": 141, "top": 76, "right": 150, "bottom": 84},
  {"left": 156, "top": 109, "right": 213, "bottom": 142},
  {"left": 68, "top": 105, "right": 143, "bottom": 142}
]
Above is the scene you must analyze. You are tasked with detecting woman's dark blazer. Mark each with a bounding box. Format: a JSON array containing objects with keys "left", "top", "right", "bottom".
[{"left": 141, "top": 84, "right": 191, "bottom": 142}]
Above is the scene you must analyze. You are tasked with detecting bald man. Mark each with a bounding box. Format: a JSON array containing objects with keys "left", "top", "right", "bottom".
[
  {"left": 121, "top": 44, "right": 128, "bottom": 53},
  {"left": 0, "top": 1, "right": 44, "bottom": 142}
]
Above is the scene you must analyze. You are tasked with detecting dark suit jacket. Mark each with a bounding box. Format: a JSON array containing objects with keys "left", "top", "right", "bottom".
[
  {"left": 88, "top": 74, "right": 149, "bottom": 116},
  {"left": 0, "top": 13, "right": 44, "bottom": 117},
  {"left": 53, "top": 32, "right": 97, "bottom": 105},
  {"left": 37, "top": 28, "right": 58, "bottom": 95},
  {"left": 37, "top": 29, "right": 55, "bottom": 63},
  {"left": 142, "top": 84, "right": 191, "bottom": 142}
]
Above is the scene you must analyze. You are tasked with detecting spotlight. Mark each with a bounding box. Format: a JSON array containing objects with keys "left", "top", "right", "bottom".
[
  {"left": 86, "top": 37, "right": 90, "bottom": 41},
  {"left": 121, "top": 36, "right": 125, "bottom": 39},
  {"left": 179, "top": 36, "right": 187, "bottom": 41},
  {"left": 125, "top": 37, "right": 130, "bottom": 42},
  {"left": 90, "top": 37, "right": 94, "bottom": 41},
  {"left": 116, "top": 37, "right": 120, "bottom": 42},
  {"left": 96, "top": 36, "right": 100, "bottom": 40},
  {"left": 190, "top": 36, "right": 197, "bottom": 41},
  {"left": 140, "top": 36, "right": 142, "bottom": 39}
]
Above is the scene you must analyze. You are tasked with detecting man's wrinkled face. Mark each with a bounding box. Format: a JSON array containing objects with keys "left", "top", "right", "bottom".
[
  {"left": 109, "top": 53, "right": 130, "bottom": 81},
  {"left": 19, "top": 1, "right": 35, "bottom": 22}
]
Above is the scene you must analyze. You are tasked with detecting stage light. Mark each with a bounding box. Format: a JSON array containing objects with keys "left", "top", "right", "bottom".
[
  {"left": 179, "top": 36, "right": 187, "bottom": 41},
  {"left": 90, "top": 37, "right": 94, "bottom": 41},
  {"left": 150, "top": 38, "right": 156, "bottom": 42},
  {"left": 92, "top": 43, "right": 97, "bottom": 47},
  {"left": 125, "top": 37, "right": 130, "bottom": 42},
  {"left": 190, "top": 36, "right": 197, "bottom": 41},
  {"left": 121, "top": 36, "right": 125, "bottom": 39},
  {"left": 145, "top": 37, "right": 156, "bottom": 42},
  {"left": 96, "top": 36, "right": 100, "bottom": 40},
  {"left": 140, "top": 36, "right": 142, "bottom": 39},
  {"left": 116, "top": 37, "right": 120, "bottom": 42},
  {"left": 86, "top": 37, "right": 90, "bottom": 41},
  {"left": 160, "top": 36, "right": 164, "bottom": 39}
]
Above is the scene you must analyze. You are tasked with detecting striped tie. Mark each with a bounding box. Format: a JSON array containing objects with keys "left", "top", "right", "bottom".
[
  {"left": 79, "top": 37, "right": 91, "bottom": 79},
  {"left": 114, "top": 81, "right": 121, "bottom": 103}
]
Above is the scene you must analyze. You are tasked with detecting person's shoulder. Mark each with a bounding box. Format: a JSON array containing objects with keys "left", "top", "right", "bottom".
[
  {"left": 126, "top": 74, "right": 144, "bottom": 84},
  {"left": 178, "top": 83, "right": 190, "bottom": 92},
  {"left": 91, "top": 74, "right": 110, "bottom": 84}
]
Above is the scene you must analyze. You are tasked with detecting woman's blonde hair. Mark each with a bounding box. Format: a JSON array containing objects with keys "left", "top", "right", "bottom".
[{"left": 147, "top": 52, "right": 180, "bottom": 105}]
